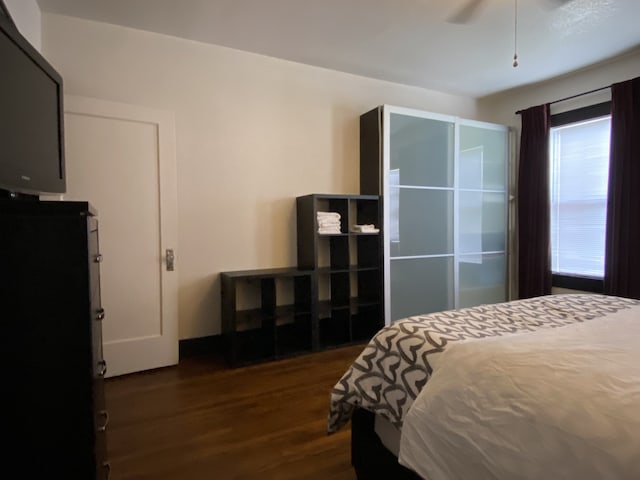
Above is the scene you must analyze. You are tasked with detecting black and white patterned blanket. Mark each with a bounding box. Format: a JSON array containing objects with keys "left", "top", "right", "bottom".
[{"left": 327, "top": 294, "right": 640, "bottom": 434}]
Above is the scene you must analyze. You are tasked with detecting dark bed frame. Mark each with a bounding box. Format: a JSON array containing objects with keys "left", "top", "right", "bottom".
[{"left": 351, "top": 408, "right": 422, "bottom": 480}]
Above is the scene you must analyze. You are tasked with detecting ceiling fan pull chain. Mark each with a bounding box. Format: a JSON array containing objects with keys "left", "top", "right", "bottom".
[{"left": 513, "top": 0, "right": 519, "bottom": 67}]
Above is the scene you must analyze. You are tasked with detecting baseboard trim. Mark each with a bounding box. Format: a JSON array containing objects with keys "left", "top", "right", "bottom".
[{"left": 179, "top": 334, "right": 223, "bottom": 359}]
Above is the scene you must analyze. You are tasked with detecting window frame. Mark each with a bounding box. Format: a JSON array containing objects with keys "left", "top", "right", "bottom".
[{"left": 549, "top": 101, "right": 611, "bottom": 293}]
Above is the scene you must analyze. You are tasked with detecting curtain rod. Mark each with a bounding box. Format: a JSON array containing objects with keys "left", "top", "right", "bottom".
[{"left": 515, "top": 85, "right": 610, "bottom": 115}]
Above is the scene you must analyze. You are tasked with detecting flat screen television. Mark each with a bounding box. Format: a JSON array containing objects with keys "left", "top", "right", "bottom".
[{"left": 0, "top": 3, "right": 65, "bottom": 197}]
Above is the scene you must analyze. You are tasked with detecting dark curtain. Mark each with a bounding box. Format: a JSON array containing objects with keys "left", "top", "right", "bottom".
[
  {"left": 517, "top": 104, "right": 552, "bottom": 299},
  {"left": 604, "top": 76, "right": 640, "bottom": 299}
]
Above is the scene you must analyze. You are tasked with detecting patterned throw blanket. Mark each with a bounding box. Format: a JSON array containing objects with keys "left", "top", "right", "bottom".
[{"left": 327, "top": 294, "right": 640, "bottom": 434}]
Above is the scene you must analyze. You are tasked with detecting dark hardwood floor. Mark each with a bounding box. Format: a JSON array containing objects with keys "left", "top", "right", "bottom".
[{"left": 105, "top": 344, "right": 365, "bottom": 480}]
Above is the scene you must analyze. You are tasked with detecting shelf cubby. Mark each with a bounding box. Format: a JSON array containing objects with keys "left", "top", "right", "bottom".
[{"left": 319, "top": 309, "right": 351, "bottom": 349}]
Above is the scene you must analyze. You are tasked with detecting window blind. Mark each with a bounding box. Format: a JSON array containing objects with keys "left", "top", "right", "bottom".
[{"left": 549, "top": 116, "right": 610, "bottom": 278}]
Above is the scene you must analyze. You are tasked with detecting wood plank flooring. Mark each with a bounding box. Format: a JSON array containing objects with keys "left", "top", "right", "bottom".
[{"left": 105, "top": 344, "right": 365, "bottom": 480}]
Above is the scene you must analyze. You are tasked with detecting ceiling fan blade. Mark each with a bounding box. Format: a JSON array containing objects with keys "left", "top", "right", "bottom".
[{"left": 447, "top": 0, "right": 487, "bottom": 24}]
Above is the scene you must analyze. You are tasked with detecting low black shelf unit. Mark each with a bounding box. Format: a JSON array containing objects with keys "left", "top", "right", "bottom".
[{"left": 221, "top": 267, "right": 316, "bottom": 367}]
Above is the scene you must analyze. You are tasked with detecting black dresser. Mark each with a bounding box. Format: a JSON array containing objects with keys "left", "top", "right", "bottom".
[{"left": 0, "top": 200, "right": 110, "bottom": 479}]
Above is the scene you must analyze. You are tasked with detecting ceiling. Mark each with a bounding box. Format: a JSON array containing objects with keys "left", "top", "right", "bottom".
[{"left": 35, "top": 0, "right": 640, "bottom": 98}]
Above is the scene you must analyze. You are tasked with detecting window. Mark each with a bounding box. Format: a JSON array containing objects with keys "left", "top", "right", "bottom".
[{"left": 549, "top": 102, "right": 611, "bottom": 292}]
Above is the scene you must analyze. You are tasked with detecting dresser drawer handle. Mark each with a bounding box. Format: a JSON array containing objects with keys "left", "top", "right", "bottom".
[
  {"left": 98, "top": 409, "right": 110, "bottom": 432},
  {"left": 102, "top": 461, "right": 111, "bottom": 480},
  {"left": 96, "top": 308, "right": 105, "bottom": 320},
  {"left": 97, "top": 360, "right": 107, "bottom": 377}
]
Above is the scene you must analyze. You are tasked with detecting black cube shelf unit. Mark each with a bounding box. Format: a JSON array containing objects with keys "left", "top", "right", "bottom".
[
  {"left": 296, "top": 194, "right": 383, "bottom": 350},
  {"left": 221, "top": 268, "right": 316, "bottom": 367},
  {"left": 221, "top": 194, "right": 383, "bottom": 367}
]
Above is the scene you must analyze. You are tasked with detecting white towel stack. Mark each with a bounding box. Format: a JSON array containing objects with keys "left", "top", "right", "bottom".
[
  {"left": 317, "top": 211, "right": 341, "bottom": 234},
  {"left": 350, "top": 224, "right": 379, "bottom": 233}
]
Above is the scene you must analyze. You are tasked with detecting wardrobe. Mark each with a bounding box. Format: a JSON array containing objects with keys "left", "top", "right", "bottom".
[{"left": 360, "top": 105, "right": 510, "bottom": 323}]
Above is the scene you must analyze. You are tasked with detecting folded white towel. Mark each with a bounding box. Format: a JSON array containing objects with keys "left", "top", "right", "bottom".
[
  {"left": 317, "top": 211, "right": 341, "bottom": 219},
  {"left": 318, "top": 219, "right": 341, "bottom": 227},
  {"left": 317, "top": 212, "right": 342, "bottom": 234},
  {"left": 350, "top": 224, "right": 379, "bottom": 233},
  {"left": 318, "top": 227, "right": 342, "bottom": 234}
]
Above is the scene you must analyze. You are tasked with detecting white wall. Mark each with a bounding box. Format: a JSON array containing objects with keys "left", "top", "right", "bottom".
[
  {"left": 41, "top": 13, "right": 479, "bottom": 339},
  {"left": 4, "top": 0, "right": 40, "bottom": 50}
]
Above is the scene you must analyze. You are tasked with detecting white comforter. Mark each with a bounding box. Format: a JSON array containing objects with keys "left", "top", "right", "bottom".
[{"left": 399, "top": 307, "right": 640, "bottom": 480}]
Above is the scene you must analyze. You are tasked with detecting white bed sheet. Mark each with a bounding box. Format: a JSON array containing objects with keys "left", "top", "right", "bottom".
[
  {"left": 374, "top": 414, "right": 402, "bottom": 458},
  {"left": 398, "top": 307, "right": 640, "bottom": 480}
]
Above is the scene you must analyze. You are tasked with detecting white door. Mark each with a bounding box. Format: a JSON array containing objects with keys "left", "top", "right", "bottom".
[{"left": 62, "top": 95, "right": 179, "bottom": 377}]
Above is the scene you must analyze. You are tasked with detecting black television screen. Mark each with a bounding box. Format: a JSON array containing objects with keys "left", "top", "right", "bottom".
[{"left": 0, "top": 8, "right": 65, "bottom": 196}]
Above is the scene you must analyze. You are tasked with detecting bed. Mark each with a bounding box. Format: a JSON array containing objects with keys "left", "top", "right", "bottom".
[{"left": 327, "top": 293, "right": 640, "bottom": 480}]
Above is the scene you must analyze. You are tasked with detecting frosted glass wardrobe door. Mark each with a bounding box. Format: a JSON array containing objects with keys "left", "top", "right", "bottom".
[
  {"left": 458, "top": 191, "right": 506, "bottom": 253},
  {"left": 389, "top": 187, "right": 454, "bottom": 257},
  {"left": 458, "top": 121, "right": 508, "bottom": 307},
  {"left": 390, "top": 257, "right": 454, "bottom": 321},
  {"left": 459, "top": 124, "right": 507, "bottom": 190},
  {"left": 458, "top": 254, "right": 506, "bottom": 308},
  {"left": 389, "top": 113, "right": 454, "bottom": 187},
  {"left": 387, "top": 108, "right": 456, "bottom": 321}
]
